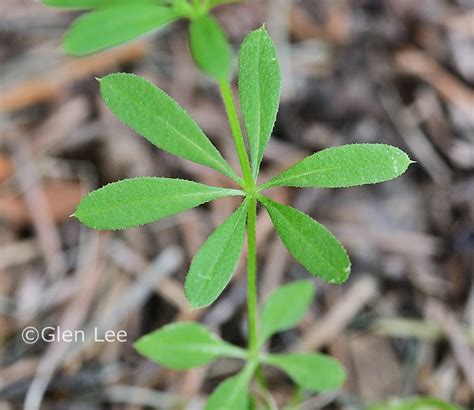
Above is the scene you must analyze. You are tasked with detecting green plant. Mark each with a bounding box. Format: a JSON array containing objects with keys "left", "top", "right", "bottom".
[
  {"left": 71, "top": 23, "right": 413, "bottom": 407},
  {"left": 43, "top": 0, "right": 238, "bottom": 56}
]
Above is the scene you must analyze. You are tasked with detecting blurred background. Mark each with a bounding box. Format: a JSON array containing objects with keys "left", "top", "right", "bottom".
[{"left": 0, "top": 0, "right": 473, "bottom": 409}]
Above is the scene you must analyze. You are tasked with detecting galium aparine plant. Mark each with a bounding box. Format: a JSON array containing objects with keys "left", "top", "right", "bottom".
[
  {"left": 40, "top": 2, "right": 462, "bottom": 408},
  {"left": 69, "top": 22, "right": 412, "bottom": 408}
]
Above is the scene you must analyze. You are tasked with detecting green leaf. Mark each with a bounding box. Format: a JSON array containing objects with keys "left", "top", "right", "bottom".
[
  {"left": 99, "top": 73, "right": 239, "bottom": 182},
  {"left": 264, "top": 353, "right": 346, "bottom": 392},
  {"left": 63, "top": 6, "right": 178, "bottom": 55},
  {"left": 43, "top": 0, "right": 162, "bottom": 9},
  {"left": 261, "top": 280, "right": 315, "bottom": 342},
  {"left": 260, "top": 197, "right": 350, "bottom": 284},
  {"left": 238, "top": 26, "right": 281, "bottom": 177},
  {"left": 205, "top": 363, "right": 256, "bottom": 410},
  {"left": 188, "top": 15, "right": 232, "bottom": 80},
  {"left": 261, "top": 143, "right": 412, "bottom": 190},
  {"left": 366, "top": 397, "right": 461, "bottom": 410},
  {"left": 74, "top": 177, "right": 242, "bottom": 230},
  {"left": 208, "top": 0, "right": 240, "bottom": 8},
  {"left": 185, "top": 201, "right": 249, "bottom": 308},
  {"left": 135, "top": 322, "right": 246, "bottom": 370}
]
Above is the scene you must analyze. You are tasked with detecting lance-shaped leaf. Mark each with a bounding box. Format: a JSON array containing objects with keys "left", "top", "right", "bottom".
[
  {"left": 264, "top": 353, "right": 346, "bottom": 392},
  {"left": 74, "top": 177, "right": 242, "bottom": 230},
  {"left": 260, "top": 197, "right": 350, "bottom": 284},
  {"left": 135, "top": 322, "right": 246, "bottom": 370},
  {"left": 43, "top": 0, "right": 161, "bottom": 9},
  {"left": 188, "top": 15, "right": 232, "bottom": 80},
  {"left": 261, "top": 280, "right": 315, "bottom": 342},
  {"left": 99, "top": 73, "right": 239, "bottom": 182},
  {"left": 238, "top": 27, "right": 281, "bottom": 177},
  {"left": 261, "top": 143, "right": 412, "bottom": 190},
  {"left": 64, "top": 6, "right": 178, "bottom": 55},
  {"left": 185, "top": 201, "right": 249, "bottom": 308},
  {"left": 205, "top": 362, "right": 256, "bottom": 410}
]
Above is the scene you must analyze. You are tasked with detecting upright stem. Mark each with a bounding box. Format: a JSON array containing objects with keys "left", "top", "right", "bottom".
[
  {"left": 218, "top": 80, "right": 254, "bottom": 190},
  {"left": 218, "top": 78, "right": 260, "bottom": 371},
  {"left": 247, "top": 197, "right": 258, "bottom": 354}
]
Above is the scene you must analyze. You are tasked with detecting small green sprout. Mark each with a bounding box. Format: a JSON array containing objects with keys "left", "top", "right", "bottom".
[{"left": 70, "top": 25, "right": 413, "bottom": 408}]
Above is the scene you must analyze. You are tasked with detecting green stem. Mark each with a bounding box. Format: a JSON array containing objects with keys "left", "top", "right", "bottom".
[
  {"left": 219, "top": 79, "right": 262, "bottom": 392},
  {"left": 247, "top": 197, "right": 258, "bottom": 355},
  {"left": 218, "top": 80, "right": 254, "bottom": 190},
  {"left": 255, "top": 365, "right": 267, "bottom": 388}
]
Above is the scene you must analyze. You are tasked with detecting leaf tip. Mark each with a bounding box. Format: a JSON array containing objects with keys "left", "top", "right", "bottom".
[
  {"left": 186, "top": 293, "right": 210, "bottom": 310},
  {"left": 189, "top": 303, "right": 205, "bottom": 311},
  {"left": 133, "top": 332, "right": 152, "bottom": 353},
  {"left": 255, "top": 23, "right": 270, "bottom": 38},
  {"left": 184, "top": 284, "right": 207, "bottom": 310},
  {"left": 132, "top": 339, "right": 145, "bottom": 355},
  {"left": 185, "top": 292, "right": 203, "bottom": 310},
  {"left": 339, "top": 262, "right": 352, "bottom": 283},
  {"left": 62, "top": 32, "right": 87, "bottom": 57},
  {"left": 327, "top": 262, "right": 351, "bottom": 285}
]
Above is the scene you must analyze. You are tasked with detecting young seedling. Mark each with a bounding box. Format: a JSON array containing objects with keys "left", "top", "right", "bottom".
[
  {"left": 72, "top": 25, "right": 412, "bottom": 408},
  {"left": 42, "top": 0, "right": 238, "bottom": 57}
]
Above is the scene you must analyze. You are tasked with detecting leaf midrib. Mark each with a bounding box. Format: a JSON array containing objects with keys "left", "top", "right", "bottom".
[
  {"left": 253, "top": 32, "right": 263, "bottom": 174},
  {"left": 266, "top": 150, "right": 403, "bottom": 188},
  {"left": 157, "top": 342, "right": 242, "bottom": 357},
  {"left": 265, "top": 201, "right": 342, "bottom": 277},
  {"left": 71, "top": 6, "right": 177, "bottom": 47},
  {"left": 193, "top": 203, "right": 247, "bottom": 302},
  {"left": 82, "top": 189, "right": 236, "bottom": 217},
  {"left": 269, "top": 163, "right": 351, "bottom": 186},
  {"left": 112, "top": 81, "right": 234, "bottom": 179}
]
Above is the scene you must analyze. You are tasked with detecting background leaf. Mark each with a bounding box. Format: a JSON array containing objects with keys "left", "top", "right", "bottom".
[
  {"left": 260, "top": 197, "right": 350, "bottom": 284},
  {"left": 366, "top": 396, "right": 461, "bottom": 410},
  {"left": 262, "top": 143, "right": 412, "bottom": 189},
  {"left": 100, "top": 73, "right": 239, "bottom": 182},
  {"left": 264, "top": 353, "right": 346, "bottom": 392},
  {"left": 185, "top": 201, "right": 249, "bottom": 308},
  {"left": 238, "top": 26, "right": 281, "bottom": 177},
  {"left": 74, "top": 177, "right": 242, "bottom": 230},
  {"left": 261, "top": 280, "right": 315, "bottom": 342},
  {"left": 208, "top": 0, "right": 240, "bottom": 8},
  {"left": 135, "top": 322, "right": 245, "bottom": 370},
  {"left": 64, "top": 6, "right": 178, "bottom": 55},
  {"left": 188, "top": 15, "right": 232, "bottom": 80},
  {"left": 44, "top": 0, "right": 162, "bottom": 9},
  {"left": 205, "top": 363, "right": 256, "bottom": 410}
]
